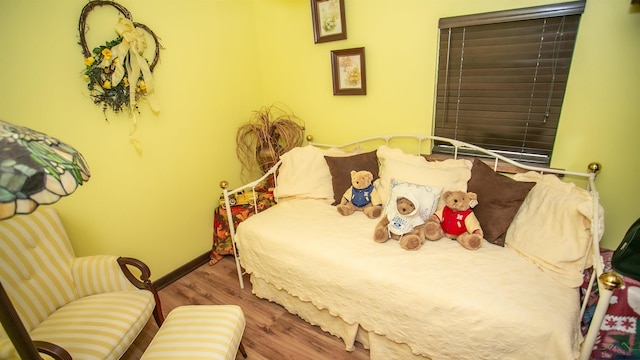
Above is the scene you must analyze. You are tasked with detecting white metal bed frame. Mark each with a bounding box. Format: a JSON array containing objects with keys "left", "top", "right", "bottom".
[{"left": 220, "top": 134, "right": 621, "bottom": 360}]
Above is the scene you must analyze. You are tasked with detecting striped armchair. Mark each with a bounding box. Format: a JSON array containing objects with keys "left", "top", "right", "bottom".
[{"left": 0, "top": 208, "right": 163, "bottom": 360}]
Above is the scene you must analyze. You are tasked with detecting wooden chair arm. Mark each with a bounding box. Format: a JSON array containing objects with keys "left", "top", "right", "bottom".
[
  {"left": 117, "top": 257, "right": 165, "bottom": 326},
  {"left": 34, "top": 341, "right": 72, "bottom": 360},
  {"left": 117, "top": 257, "right": 153, "bottom": 289}
]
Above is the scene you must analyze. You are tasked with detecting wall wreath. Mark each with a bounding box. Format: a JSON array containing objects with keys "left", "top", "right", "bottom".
[{"left": 78, "top": 0, "right": 162, "bottom": 116}]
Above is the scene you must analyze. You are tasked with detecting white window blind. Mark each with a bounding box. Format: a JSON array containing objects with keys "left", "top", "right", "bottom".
[{"left": 434, "top": 1, "right": 585, "bottom": 164}]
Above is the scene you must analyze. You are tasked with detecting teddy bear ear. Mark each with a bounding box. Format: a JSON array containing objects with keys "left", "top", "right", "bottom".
[
  {"left": 442, "top": 190, "right": 453, "bottom": 199},
  {"left": 350, "top": 170, "right": 357, "bottom": 176},
  {"left": 468, "top": 192, "right": 478, "bottom": 200}
]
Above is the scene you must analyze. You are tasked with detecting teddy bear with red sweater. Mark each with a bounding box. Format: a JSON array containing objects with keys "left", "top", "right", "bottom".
[{"left": 423, "top": 190, "right": 484, "bottom": 250}]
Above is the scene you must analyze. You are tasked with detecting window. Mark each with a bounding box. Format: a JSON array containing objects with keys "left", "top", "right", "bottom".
[{"left": 433, "top": 1, "right": 585, "bottom": 164}]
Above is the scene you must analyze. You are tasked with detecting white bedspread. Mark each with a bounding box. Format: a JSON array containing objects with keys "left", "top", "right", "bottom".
[{"left": 236, "top": 199, "right": 582, "bottom": 360}]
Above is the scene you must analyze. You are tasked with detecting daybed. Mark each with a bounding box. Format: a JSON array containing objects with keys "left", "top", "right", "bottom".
[{"left": 221, "top": 135, "right": 610, "bottom": 360}]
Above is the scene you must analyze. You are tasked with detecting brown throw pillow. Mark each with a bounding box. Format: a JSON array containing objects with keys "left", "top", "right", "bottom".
[
  {"left": 467, "top": 158, "right": 535, "bottom": 246},
  {"left": 324, "top": 151, "right": 379, "bottom": 205}
]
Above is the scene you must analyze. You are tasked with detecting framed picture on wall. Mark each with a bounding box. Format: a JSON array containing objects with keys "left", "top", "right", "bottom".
[
  {"left": 330, "top": 47, "right": 366, "bottom": 95},
  {"left": 311, "top": 0, "right": 347, "bottom": 43}
]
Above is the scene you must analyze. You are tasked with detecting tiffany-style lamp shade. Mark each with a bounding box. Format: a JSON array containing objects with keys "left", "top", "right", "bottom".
[
  {"left": 0, "top": 120, "right": 90, "bottom": 219},
  {"left": 0, "top": 119, "right": 90, "bottom": 359}
]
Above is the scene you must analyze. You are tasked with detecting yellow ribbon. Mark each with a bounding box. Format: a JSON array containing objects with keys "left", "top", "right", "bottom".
[
  {"left": 110, "top": 18, "right": 159, "bottom": 113},
  {"left": 129, "top": 113, "right": 143, "bottom": 157}
]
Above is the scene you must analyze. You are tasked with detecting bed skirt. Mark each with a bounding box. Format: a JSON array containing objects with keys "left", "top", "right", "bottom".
[{"left": 250, "top": 275, "right": 430, "bottom": 360}]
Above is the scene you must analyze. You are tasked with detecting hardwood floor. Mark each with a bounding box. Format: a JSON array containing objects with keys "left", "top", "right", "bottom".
[{"left": 121, "top": 256, "right": 370, "bottom": 360}]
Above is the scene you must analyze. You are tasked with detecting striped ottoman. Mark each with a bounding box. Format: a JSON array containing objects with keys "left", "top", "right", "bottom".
[{"left": 141, "top": 305, "right": 247, "bottom": 360}]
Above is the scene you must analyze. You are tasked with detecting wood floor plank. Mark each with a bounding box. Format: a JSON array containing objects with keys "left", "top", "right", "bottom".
[{"left": 121, "top": 256, "right": 370, "bottom": 360}]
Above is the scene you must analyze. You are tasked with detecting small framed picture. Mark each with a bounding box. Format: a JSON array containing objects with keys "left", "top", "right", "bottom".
[
  {"left": 331, "top": 47, "right": 366, "bottom": 95},
  {"left": 311, "top": 0, "right": 347, "bottom": 43}
]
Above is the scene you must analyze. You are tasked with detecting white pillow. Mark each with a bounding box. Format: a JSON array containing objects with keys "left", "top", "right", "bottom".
[
  {"left": 505, "top": 172, "right": 597, "bottom": 288},
  {"left": 376, "top": 145, "right": 472, "bottom": 204},
  {"left": 274, "top": 145, "right": 357, "bottom": 203},
  {"left": 384, "top": 180, "right": 442, "bottom": 221}
]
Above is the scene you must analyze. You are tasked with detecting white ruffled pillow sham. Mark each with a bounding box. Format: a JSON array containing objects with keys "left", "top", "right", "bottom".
[
  {"left": 274, "top": 145, "right": 359, "bottom": 203},
  {"left": 376, "top": 145, "right": 472, "bottom": 205}
]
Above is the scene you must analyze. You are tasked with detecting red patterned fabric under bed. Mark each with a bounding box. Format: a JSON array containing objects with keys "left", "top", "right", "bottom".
[
  {"left": 582, "top": 249, "right": 640, "bottom": 359},
  {"left": 209, "top": 182, "right": 276, "bottom": 265}
]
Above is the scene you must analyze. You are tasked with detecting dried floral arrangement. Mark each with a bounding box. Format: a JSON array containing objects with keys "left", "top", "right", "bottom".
[
  {"left": 78, "top": 0, "right": 161, "bottom": 115},
  {"left": 236, "top": 104, "right": 305, "bottom": 180}
]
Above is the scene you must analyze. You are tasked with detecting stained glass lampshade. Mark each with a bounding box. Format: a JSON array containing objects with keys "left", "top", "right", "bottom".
[{"left": 0, "top": 120, "right": 90, "bottom": 219}]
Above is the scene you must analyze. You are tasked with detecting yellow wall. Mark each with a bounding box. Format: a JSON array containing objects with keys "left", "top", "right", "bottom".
[
  {"left": 0, "top": 0, "right": 262, "bottom": 276},
  {"left": 0, "top": 0, "right": 638, "bottom": 277}
]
